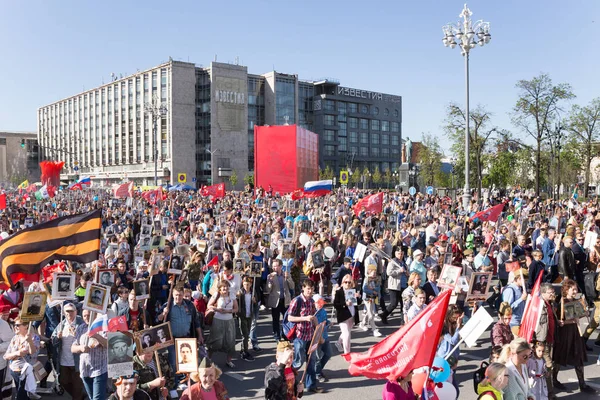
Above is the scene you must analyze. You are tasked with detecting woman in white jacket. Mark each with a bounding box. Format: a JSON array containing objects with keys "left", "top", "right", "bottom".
[{"left": 500, "top": 338, "right": 535, "bottom": 400}]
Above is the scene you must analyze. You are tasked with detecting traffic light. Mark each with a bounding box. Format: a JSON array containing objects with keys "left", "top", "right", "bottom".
[{"left": 20, "top": 139, "right": 25, "bottom": 148}]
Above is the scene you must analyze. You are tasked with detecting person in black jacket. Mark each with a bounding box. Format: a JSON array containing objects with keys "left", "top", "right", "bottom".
[
  {"left": 571, "top": 233, "right": 587, "bottom": 292},
  {"left": 527, "top": 250, "right": 546, "bottom": 289},
  {"left": 422, "top": 266, "right": 441, "bottom": 304},
  {"left": 558, "top": 236, "right": 576, "bottom": 280},
  {"left": 264, "top": 340, "right": 303, "bottom": 400},
  {"left": 333, "top": 276, "right": 362, "bottom": 355}
]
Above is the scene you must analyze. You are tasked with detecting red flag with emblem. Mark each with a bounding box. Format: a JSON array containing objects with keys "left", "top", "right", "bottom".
[
  {"left": 113, "top": 182, "right": 134, "bottom": 198},
  {"left": 108, "top": 315, "right": 129, "bottom": 332},
  {"left": 291, "top": 189, "right": 304, "bottom": 200},
  {"left": 469, "top": 203, "right": 504, "bottom": 222},
  {"left": 201, "top": 183, "right": 225, "bottom": 198},
  {"left": 353, "top": 192, "right": 384, "bottom": 216}
]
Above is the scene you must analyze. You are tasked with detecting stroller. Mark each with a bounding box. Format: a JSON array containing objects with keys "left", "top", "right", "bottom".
[{"left": 36, "top": 339, "right": 64, "bottom": 396}]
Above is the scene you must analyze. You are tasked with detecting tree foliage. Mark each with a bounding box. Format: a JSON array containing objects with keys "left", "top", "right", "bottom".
[
  {"left": 229, "top": 169, "right": 238, "bottom": 187},
  {"left": 417, "top": 133, "right": 444, "bottom": 187},
  {"left": 567, "top": 98, "right": 600, "bottom": 197}
]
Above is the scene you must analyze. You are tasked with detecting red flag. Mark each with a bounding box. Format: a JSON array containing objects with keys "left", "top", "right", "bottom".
[
  {"left": 203, "top": 255, "right": 219, "bottom": 272},
  {"left": 505, "top": 260, "right": 521, "bottom": 273},
  {"left": 519, "top": 270, "right": 544, "bottom": 342},
  {"left": 343, "top": 290, "right": 451, "bottom": 381},
  {"left": 469, "top": 203, "right": 504, "bottom": 222},
  {"left": 113, "top": 182, "right": 134, "bottom": 198},
  {"left": 201, "top": 183, "right": 225, "bottom": 198},
  {"left": 353, "top": 192, "right": 384, "bottom": 216},
  {"left": 0, "top": 193, "right": 5, "bottom": 210},
  {"left": 108, "top": 315, "right": 129, "bottom": 332},
  {"left": 42, "top": 262, "right": 66, "bottom": 284},
  {"left": 291, "top": 189, "right": 304, "bottom": 200}
]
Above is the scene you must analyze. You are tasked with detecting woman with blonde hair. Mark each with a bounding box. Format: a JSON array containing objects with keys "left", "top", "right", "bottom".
[
  {"left": 499, "top": 338, "right": 535, "bottom": 400},
  {"left": 491, "top": 302, "right": 514, "bottom": 348},
  {"left": 401, "top": 272, "right": 422, "bottom": 318},
  {"left": 477, "top": 362, "right": 509, "bottom": 400},
  {"left": 181, "top": 358, "right": 229, "bottom": 400},
  {"left": 333, "top": 276, "right": 362, "bottom": 354}
]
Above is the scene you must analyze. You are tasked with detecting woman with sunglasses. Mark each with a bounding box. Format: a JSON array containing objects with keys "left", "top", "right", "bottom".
[
  {"left": 3, "top": 317, "right": 41, "bottom": 400},
  {"left": 333, "top": 277, "right": 361, "bottom": 354},
  {"left": 499, "top": 338, "right": 534, "bottom": 400}
]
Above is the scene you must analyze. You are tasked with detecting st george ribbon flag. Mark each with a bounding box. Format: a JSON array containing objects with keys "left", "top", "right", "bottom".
[
  {"left": 469, "top": 203, "right": 504, "bottom": 222},
  {"left": 0, "top": 209, "right": 101, "bottom": 287},
  {"left": 343, "top": 290, "right": 451, "bottom": 381},
  {"left": 353, "top": 192, "right": 384, "bottom": 216},
  {"left": 519, "top": 270, "right": 544, "bottom": 342}
]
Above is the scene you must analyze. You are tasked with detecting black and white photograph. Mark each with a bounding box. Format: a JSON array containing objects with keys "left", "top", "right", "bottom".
[
  {"left": 134, "top": 279, "right": 150, "bottom": 300},
  {"left": 153, "top": 219, "right": 161, "bottom": 233},
  {"left": 142, "top": 216, "right": 153, "bottom": 227},
  {"left": 135, "top": 322, "right": 174, "bottom": 354},
  {"left": 256, "top": 198, "right": 265, "bottom": 208},
  {"left": 24, "top": 217, "right": 33, "bottom": 228},
  {"left": 151, "top": 235, "right": 165, "bottom": 251},
  {"left": 261, "top": 233, "right": 270, "bottom": 247},
  {"left": 250, "top": 261, "right": 263, "bottom": 278},
  {"left": 83, "top": 283, "right": 110, "bottom": 313},
  {"left": 467, "top": 272, "right": 493, "bottom": 301},
  {"left": 107, "top": 332, "right": 134, "bottom": 378},
  {"left": 212, "top": 238, "right": 223, "bottom": 254},
  {"left": 138, "top": 236, "right": 152, "bottom": 251},
  {"left": 438, "top": 264, "right": 462, "bottom": 290},
  {"left": 175, "top": 338, "right": 198, "bottom": 373},
  {"left": 97, "top": 269, "right": 116, "bottom": 287},
  {"left": 167, "top": 255, "right": 182, "bottom": 275},
  {"left": 238, "top": 250, "right": 251, "bottom": 265},
  {"left": 140, "top": 224, "right": 153, "bottom": 237},
  {"left": 20, "top": 292, "right": 48, "bottom": 322},
  {"left": 310, "top": 250, "right": 325, "bottom": 269},
  {"left": 233, "top": 258, "right": 245, "bottom": 274},
  {"left": 52, "top": 272, "right": 75, "bottom": 300},
  {"left": 197, "top": 240, "right": 208, "bottom": 254},
  {"left": 282, "top": 242, "right": 295, "bottom": 258},
  {"left": 301, "top": 220, "right": 311, "bottom": 233}
]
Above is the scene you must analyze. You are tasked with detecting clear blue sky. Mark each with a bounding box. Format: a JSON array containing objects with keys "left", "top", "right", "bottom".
[{"left": 1, "top": 0, "right": 598, "bottom": 155}]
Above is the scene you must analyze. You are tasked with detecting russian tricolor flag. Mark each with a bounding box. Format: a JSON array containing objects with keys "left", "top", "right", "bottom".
[
  {"left": 88, "top": 314, "right": 108, "bottom": 336},
  {"left": 78, "top": 177, "right": 91, "bottom": 186},
  {"left": 303, "top": 180, "right": 332, "bottom": 198}
]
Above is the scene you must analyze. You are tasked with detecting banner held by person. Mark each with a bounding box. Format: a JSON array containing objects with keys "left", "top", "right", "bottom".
[
  {"left": 519, "top": 270, "right": 544, "bottom": 342},
  {"left": 353, "top": 192, "right": 384, "bottom": 216},
  {"left": 343, "top": 290, "right": 451, "bottom": 381},
  {"left": 469, "top": 203, "right": 504, "bottom": 222},
  {"left": 302, "top": 180, "right": 332, "bottom": 198}
]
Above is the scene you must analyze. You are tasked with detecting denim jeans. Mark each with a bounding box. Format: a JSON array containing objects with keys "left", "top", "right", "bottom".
[
  {"left": 271, "top": 300, "right": 286, "bottom": 341},
  {"left": 249, "top": 304, "right": 260, "bottom": 347},
  {"left": 292, "top": 338, "right": 317, "bottom": 390},
  {"left": 316, "top": 339, "right": 332, "bottom": 376},
  {"left": 10, "top": 369, "right": 28, "bottom": 400},
  {"left": 82, "top": 372, "right": 108, "bottom": 400}
]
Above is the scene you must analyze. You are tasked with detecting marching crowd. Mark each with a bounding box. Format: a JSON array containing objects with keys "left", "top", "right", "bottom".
[{"left": 0, "top": 186, "right": 599, "bottom": 400}]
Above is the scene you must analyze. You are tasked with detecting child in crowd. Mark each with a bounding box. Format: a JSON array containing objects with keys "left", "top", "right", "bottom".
[
  {"left": 527, "top": 341, "right": 548, "bottom": 400},
  {"left": 264, "top": 341, "right": 304, "bottom": 400},
  {"left": 406, "top": 288, "right": 426, "bottom": 322},
  {"left": 110, "top": 286, "right": 130, "bottom": 315},
  {"left": 313, "top": 294, "right": 332, "bottom": 383},
  {"left": 361, "top": 264, "right": 382, "bottom": 337},
  {"left": 238, "top": 276, "right": 257, "bottom": 362}
]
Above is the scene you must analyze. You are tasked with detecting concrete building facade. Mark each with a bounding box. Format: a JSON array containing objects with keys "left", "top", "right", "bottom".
[
  {"left": 0, "top": 131, "right": 39, "bottom": 187},
  {"left": 38, "top": 59, "right": 402, "bottom": 189}
]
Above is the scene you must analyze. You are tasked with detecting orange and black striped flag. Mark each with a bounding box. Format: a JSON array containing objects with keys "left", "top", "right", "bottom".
[{"left": 0, "top": 209, "right": 101, "bottom": 287}]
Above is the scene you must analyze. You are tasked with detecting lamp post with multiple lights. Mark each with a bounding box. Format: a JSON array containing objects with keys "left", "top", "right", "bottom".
[
  {"left": 442, "top": 4, "right": 491, "bottom": 210},
  {"left": 144, "top": 95, "right": 168, "bottom": 187}
]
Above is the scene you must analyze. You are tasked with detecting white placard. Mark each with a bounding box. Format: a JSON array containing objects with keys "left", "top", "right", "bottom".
[
  {"left": 353, "top": 242, "right": 367, "bottom": 263},
  {"left": 459, "top": 306, "right": 494, "bottom": 348},
  {"left": 584, "top": 230, "right": 597, "bottom": 251}
]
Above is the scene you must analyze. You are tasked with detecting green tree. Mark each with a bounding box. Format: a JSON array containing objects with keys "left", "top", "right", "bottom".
[
  {"left": 229, "top": 169, "right": 238, "bottom": 187},
  {"left": 418, "top": 133, "right": 443, "bottom": 187},
  {"left": 320, "top": 164, "right": 334, "bottom": 180},
  {"left": 512, "top": 73, "right": 575, "bottom": 195},
  {"left": 567, "top": 98, "right": 600, "bottom": 198},
  {"left": 362, "top": 166, "right": 370, "bottom": 188},
  {"left": 243, "top": 174, "right": 254, "bottom": 186},
  {"left": 445, "top": 103, "right": 497, "bottom": 199},
  {"left": 372, "top": 166, "right": 382, "bottom": 186},
  {"left": 383, "top": 169, "right": 393, "bottom": 188},
  {"left": 350, "top": 167, "right": 361, "bottom": 186}
]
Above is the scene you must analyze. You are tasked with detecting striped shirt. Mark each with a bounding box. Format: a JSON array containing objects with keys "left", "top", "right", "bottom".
[
  {"left": 74, "top": 323, "right": 107, "bottom": 378},
  {"left": 7, "top": 334, "right": 40, "bottom": 372}
]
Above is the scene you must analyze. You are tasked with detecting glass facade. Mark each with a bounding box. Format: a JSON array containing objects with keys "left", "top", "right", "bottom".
[
  {"left": 248, "top": 75, "right": 265, "bottom": 171},
  {"left": 298, "top": 82, "right": 313, "bottom": 131},
  {"left": 275, "top": 77, "right": 295, "bottom": 125},
  {"left": 195, "top": 69, "right": 211, "bottom": 184}
]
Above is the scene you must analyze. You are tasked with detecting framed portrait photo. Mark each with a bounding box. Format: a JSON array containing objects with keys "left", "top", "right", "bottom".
[
  {"left": 140, "top": 224, "right": 153, "bottom": 237},
  {"left": 52, "top": 272, "right": 76, "bottom": 300},
  {"left": 310, "top": 250, "right": 325, "bottom": 269},
  {"left": 134, "top": 279, "right": 150, "bottom": 300},
  {"left": 233, "top": 258, "right": 245, "bottom": 274},
  {"left": 467, "top": 272, "right": 493, "bottom": 301},
  {"left": 250, "top": 261, "right": 263, "bottom": 278},
  {"left": 175, "top": 338, "right": 198, "bottom": 373},
  {"left": 20, "top": 292, "right": 48, "bottom": 322},
  {"left": 97, "top": 269, "right": 116, "bottom": 287},
  {"left": 282, "top": 242, "right": 295, "bottom": 259},
  {"left": 238, "top": 250, "right": 251, "bottom": 265},
  {"left": 135, "top": 322, "right": 174, "bottom": 354},
  {"left": 438, "top": 264, "right": 463, "bottom": 290},
  {"left": 83, "top": 283, "right": 110, "bottom": 314},
  {"left": 168, "top": 255, "right": 183, "bottom": 275},
  {"left": 107, "top": 331, "right": 134, "bottom": 378}
]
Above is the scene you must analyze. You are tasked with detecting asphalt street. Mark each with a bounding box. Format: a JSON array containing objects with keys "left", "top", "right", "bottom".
[{"left": 36, "top": 301, "right": 600, "bottom": 400}]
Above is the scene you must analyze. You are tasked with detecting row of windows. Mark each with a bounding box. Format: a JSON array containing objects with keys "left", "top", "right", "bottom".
[
  {"left": 331, "top": 101, "right": 399, "bottom": 118},
  {"left": 323, "top": 144, "right": 399, "bottom": 158}
]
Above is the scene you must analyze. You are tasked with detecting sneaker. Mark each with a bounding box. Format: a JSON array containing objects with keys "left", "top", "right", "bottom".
[
  {"left": 378, "top": 313, "right": 389, "bottom": 325},
  {"left": 306, "top": 386, "right": 325, "bottom": 394},
  {"left": 316, "top": 373, "right": 328, "bottom": 383},
  {"left": 28, "top": 393, "right": 41, "bottom": 400},
  {"left": 359, "top": 324, "right": 368, "bottom": 332},
  {"left": 225, "top": 360, "right": 235, "bottom": 368},
  {"left": 253, "top": 345, "right": 263, "bottom": 352},
  {"left": 335, "top": 341, "right": 344, "bottom": 353},
  {"left": 242, "top": 351, "right": 255, "bottom": 362},
  {"left": 259, "top": 305, "right": 266, "bottom": 311},
  {"left": 373, "top": 329, "right": 382, "bottom": 337},
  {"left": 581, "top": 385, "right": 597, "bottom": 394},
  {"left": 374, "top": 315, "right": 382, "bottom": 322}
]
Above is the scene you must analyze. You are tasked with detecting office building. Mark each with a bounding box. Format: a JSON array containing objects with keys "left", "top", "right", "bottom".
[
  {"left": 0, "top": 131, "right": 39, "bottom": 187},
  {"left": 38, "top": 59, "right": 402, "bottom": 188}
]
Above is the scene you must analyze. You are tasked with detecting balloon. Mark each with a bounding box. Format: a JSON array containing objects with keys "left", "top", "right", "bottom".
[
  {"left": 430, "top": 356, "right": 451, "bottom": 383},
  {"left": 299, "top": 233, "right": 310, "bottom": 247},
  {"left": 0, "top": 232, "right": 8, "bottom": 240},
  {"left": 324, "top": 246, "right": 335, "bottom": 259},
  {"left": 93, "top": 196, "right": 99, "bottom": 202},
  {"left": 434, "top": 381, "right": 457, "bottom": 400},
  {"left": 411, "top": 372, "right": 428, "bottom": 396}
]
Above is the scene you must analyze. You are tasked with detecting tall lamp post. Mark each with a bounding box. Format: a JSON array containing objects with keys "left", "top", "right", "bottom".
[
  {"left": 144, "top": 95, "right": 168, "bottom": 187},
  {"left": 442, "top": 4, "right": 491, "bottom": 210}
]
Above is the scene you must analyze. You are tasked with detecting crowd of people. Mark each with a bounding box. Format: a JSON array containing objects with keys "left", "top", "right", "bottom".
[{"left": 0, "top": 185, "right": 598, "bottom": 399}]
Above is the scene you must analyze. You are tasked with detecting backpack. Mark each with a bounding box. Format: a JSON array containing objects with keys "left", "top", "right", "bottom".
[
  {"left": 282, "top": 296, "right": 304, "bottom": 340},
  {"left": 473, "top": 361, "right": 489, "bottom": 394}
]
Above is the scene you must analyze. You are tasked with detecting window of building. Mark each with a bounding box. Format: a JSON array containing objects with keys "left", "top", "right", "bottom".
[
  {"left": 392, "top": 148, "right": 399, "bottom": 156},
  {"left": 391, "top": 121, "right": 400, "bottom": 132},
  {"left": 324, "top": 145, "right": 335, "bottom": 156},
  {"left": 384, "top": 108, "right": 389, "bottom": 116},
  {"left": 161, "top": 69, "right": 167, "bottom": 85},
  {"left": 371, "top": 147, "right": 379, "bottom": 157},
  {"left": 324, "top": 130, "right": 335, "bottom": 142},
  {"left": 360, "top": 132, "right": 368, "bottom": 144},
  {"left": 350, "top": 146, "right": 358, "bottom": 156},
  {"left": 0, "top": 138, "right": 5, "bottom": 145},
  {"left": 381, "top": 121, "right": 389, "bottom": 132},
  {"left": 339, "top": 136, "right": 347, "bottom": 152},
  {"left": 348, "top": 103, "right": 358, "bottom": 113},
  {"left": 372, "top": 106, "right": 379, "bottom": 116},
  {"left": 324, "top": 100, "right": 335, "bottom": 112},
  {"left": 394, "top": 109, "right": 399, "bottom": 117},
  {"left": 324, "top": 115, "right": 335, "bottom": 126},
  {"left": 337, "top": 102, "right": 346, "bottom": 113},
  {"left": 359, "top": 147, "right": 368, "bottom": 157},
  {"left": 391, "top": 135, "right": 399, "bottom": 146},
  {"left": 371, "top": 133, "right": 379, "bottom": 145},
  {"left": 360, "top": 118, "right": 369, "bottom": 130},
  {"left": 348, "top": 117, "right": 358, "bottom": 129},
  {"left": 381, "top": 134, "right": 389, "bottom": 145},
  {"left": 371, "top": 119, "right": 380, "bottom": 131},
  {"left": 361, "top": 104, "right": 369, "bottom": 114},
  {"left": 349, "top": 131, "right": 358, "bottom": 143},
  {"left": 381, "top": 148, "right": 389, "bottom": 157},
  {"left": 338, "top": 122, "right": 347, "bottom": 137}
]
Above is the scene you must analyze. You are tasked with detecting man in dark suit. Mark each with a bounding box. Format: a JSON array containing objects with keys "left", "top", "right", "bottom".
[
  {"left": 571, "top": 233, "right": 587, "bottom": 292},
  {"left": 558, "top": 236, "right": 576, "bottom": 280},
  {"left": 422, "top": 266, "right": 440, "bottom": 304}
]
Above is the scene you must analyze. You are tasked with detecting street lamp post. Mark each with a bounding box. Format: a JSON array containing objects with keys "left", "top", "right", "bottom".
[
  {"left": 443, "top": 4, "right": 491, "bottom": 210},
  {"left": 144, "top": 96, "right": 168, "bottom": 187}
]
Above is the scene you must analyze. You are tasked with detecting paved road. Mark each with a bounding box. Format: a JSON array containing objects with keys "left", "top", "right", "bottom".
[{"left": 37, "top": 303, "right": 600, "bottom": 400}]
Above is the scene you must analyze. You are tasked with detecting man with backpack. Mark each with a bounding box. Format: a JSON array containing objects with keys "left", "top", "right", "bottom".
[{"left": 285, "top": 280, "right": 323, "bottom": 394}]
